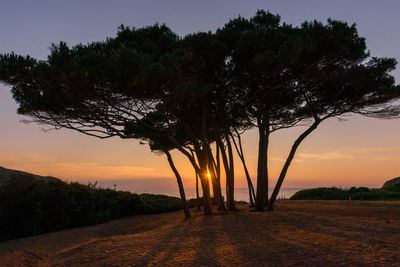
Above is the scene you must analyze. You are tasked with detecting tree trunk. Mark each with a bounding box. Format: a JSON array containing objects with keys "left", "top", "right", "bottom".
[
  {"left": 169, "top": 137, "right": 212, "bottom": 215},
  {"left": 190, "top": 149, "right": 202, "bottom": 211},
  {"left": 194, "top": 146, "right": 213, "bottom": 215},
  {"left": 264, "top": 125, "right": 270, "bottom": 207},
  {"left": 195, "top": 172, "right": 201, "bottom": 211},
  {"left": 267, "top": 120, "right": 321, "bottom": 211},
  {"left": 215, "top": 140, "right": 223, "bottom": 205},
  {"left": 199, "top": 173, "right": 212, "bottom": 215},
  {"left": 217, "top": 137, "right": 230, "bottom": 205},
  {"left": 231, "top": 131, "right": 256, "bottom": 206},
  {"left": 216, "top": 140, "right": 221, "bottom": 180},
  {"left": 197, "top": 102, "right": 213, "bottom": 215},
  {"left": 215, "top": 140, "right": 224, "bottom": 206},
  {"left": 204, "top": 144, "right": 226, "bottom": 211},
  {"left": 225, "top": 134, "right": 236, "bottom": 210},
  {"left": 165, "top": 150, "right": 191, "bottom": 218},
  {"left": 255, "top": 118, "right": 269, "bottom": 211},
  {"left": 244, "top": 159, "right": 256, "bottom": 207}
]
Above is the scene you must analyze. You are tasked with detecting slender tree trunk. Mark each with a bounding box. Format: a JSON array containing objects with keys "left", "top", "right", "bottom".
[
  {"left": 197, "top": 152, "right": 213, "bottom": 215},
  {"left": 243, "top": 159, "right": 256, "bottom": 206},
  {"left": 215, "top": 141, "right": 224, "bottom": 205},
  {"left": 220, "top": 146, "right": 231, "bottom": 210},
  {"left": 217, "top": 135, "right": 235, "bottom": 210},
  {"left": 195, "top": 172, "right": 201, "bottom": 211},
  {"left": 264, "top": 129, "right": 270, "bottom": 207},
  {"left": 194, "top": 146, "right": 213, "bottom": 215},
  {"left": 168, "top": 136, "right": 212, "bottom": 215},
  {"left": 197, "top": 102, "right": 213, "bottom": 215},
  {"left": 216, "top": 141, "right": 221, "bottom": 180},
  {"left": 215, "top": 142, "right": 226, "bottom": 207},
  {"left": 225, "top": 134, "right": 236, "bottom": 210},
  {"left": 255, "top": 117, "right": 270, "bottom": 211},
  {"left": 267, "top": 120, "right": 321, "bottom": 211},
  {"left": 190, "top": 149, "right": 202, "bottom": 211},
  {"left": 217, "top": 137, "right": 231, "bottom": 207},
  {"left": 231, "top": 131, "right": 256, "bottom": 206},
  {"left": 255, "top": 119, "right": 267, "bottom": 211},
  {"left": 209, "top": 165, "right": 225, "bottom": 210},
  {"left": 165, "top": 150, "right": 191, "bottom": 218},
  {"left": 259, "top": 119, "right": 270, "bottom": 208},
  {"left": 199, "top": 173, "right": 212, "bottom": 215},
  {"left": 204, "top": 144, "right": 226, "bottom": 211}
]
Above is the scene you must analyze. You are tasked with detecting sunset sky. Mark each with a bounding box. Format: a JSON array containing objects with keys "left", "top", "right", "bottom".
[{"left": 1, "top": 0, "right": 400, "bottom": 191}]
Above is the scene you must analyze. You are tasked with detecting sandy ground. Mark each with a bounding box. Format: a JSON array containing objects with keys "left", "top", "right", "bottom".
[{"left": 1, "top": 200, "right": 400, "bottom": 266}]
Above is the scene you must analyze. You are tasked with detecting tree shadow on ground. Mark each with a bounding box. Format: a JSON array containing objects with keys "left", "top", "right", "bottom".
[
  {"left": 192, "top": 215, "right": 219, "bottom": 266},
  {"left": 137, "top": 217, "right": 190, "bottom": 264}
]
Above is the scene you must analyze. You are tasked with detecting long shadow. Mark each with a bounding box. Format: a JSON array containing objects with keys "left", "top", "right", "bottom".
[
  {"left": 225, "top": 211, "right": 323, "bottom": 265},
  {"left": 279, "top": 211, "right": 400, "bottom": 253},
  {"left": 193, "top": 216, "right": 219, "bottom": 266},
  {"left": 227, "top": 209, "right": 400, "bottom": 265},
  {"left": 150, "top": 217, "right": 196, "bottom": 265},
  {"left": 138, "top": 217, "right": 190, "bottom": 265},
  {"left": 258, "top": 212, "right": 397, "bottom": 265}
]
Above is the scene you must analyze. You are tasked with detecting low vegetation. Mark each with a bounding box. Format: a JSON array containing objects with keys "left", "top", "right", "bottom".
[
  {"left": 291, "top": 184, "right": 400, "bottom": 200},
  {"left": 0, "top": 174, "right": 187, "bottom": 241}
]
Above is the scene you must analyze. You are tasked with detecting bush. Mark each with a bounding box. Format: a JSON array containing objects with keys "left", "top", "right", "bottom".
[
  {"left": 139, "top": 193, "right": 182, "bottom": 213},
  {"left": 0, "top": 174, "right": 185, "bottom": 241},
  {"left": 290, "top": 187, "right": 349, "bottom": 200},
  {"left": 290, "top": 186, "right": 400, "bottom": 201},
  {"left": 383, "top": 183, "right": 400, "bottom": 192}
]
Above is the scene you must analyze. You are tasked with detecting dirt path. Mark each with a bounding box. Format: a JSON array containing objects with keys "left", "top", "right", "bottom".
[{"left": 1, "top": 200, "right": 400, "bottom": 266}]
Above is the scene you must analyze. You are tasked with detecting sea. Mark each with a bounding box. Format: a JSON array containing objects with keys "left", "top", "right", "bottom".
[
  {"left": 93, "top": 179, "right": 301, "bottom": 202},
  {"left": 146, "top": 188, "right": 301, "bottom": 201}
]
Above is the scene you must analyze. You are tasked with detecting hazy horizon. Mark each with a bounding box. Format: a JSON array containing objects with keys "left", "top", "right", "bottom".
[{"left": 0, "top": 164, "right": 390, "bottom": 191}]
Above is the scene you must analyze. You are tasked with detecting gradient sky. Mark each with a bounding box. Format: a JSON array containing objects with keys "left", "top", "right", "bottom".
[{"left": 1, "top": 0, "right": 400, "bottom": 191}]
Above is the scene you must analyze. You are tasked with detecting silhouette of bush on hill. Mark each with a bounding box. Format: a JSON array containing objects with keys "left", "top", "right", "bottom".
[
  {"left": 0, "top": 174, "right": 186, "bottom": 241},
  {"left": 291, "top": 185, "right": 400, "bottom": 200}
]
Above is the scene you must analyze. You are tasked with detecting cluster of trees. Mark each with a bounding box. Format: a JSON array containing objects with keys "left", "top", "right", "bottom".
[{"left": 1, "top": 11, "right": 399, "bottom": 218}]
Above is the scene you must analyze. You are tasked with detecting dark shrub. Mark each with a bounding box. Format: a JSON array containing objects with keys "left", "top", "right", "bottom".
[
  {"left": 0, "top": 174, "right": 184, "bottom": 241},
  {"left": 382, "top": 183, "right": 400, "bottom": 192},
  {"left": 290, "top": 187, "right": 349, "bottom": 200},
  {"left": 291, "top": 186, "right": 400, "bottom": 201},
  {"left": 139, "top": 193, "right": 182, "bottom": 213}
]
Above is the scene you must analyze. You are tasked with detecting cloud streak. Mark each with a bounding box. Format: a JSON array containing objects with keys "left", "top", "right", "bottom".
[{"left": 270, "top": 145, "right": 400, "bottom": 163}]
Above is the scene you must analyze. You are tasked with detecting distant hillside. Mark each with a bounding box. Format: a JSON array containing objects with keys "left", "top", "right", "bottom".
[
  {"left": 0, "top": 166, "right": 60, "bottom": 185},
  {"left": 383, "top": 177, "right": 400, "bottom": 188}
]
